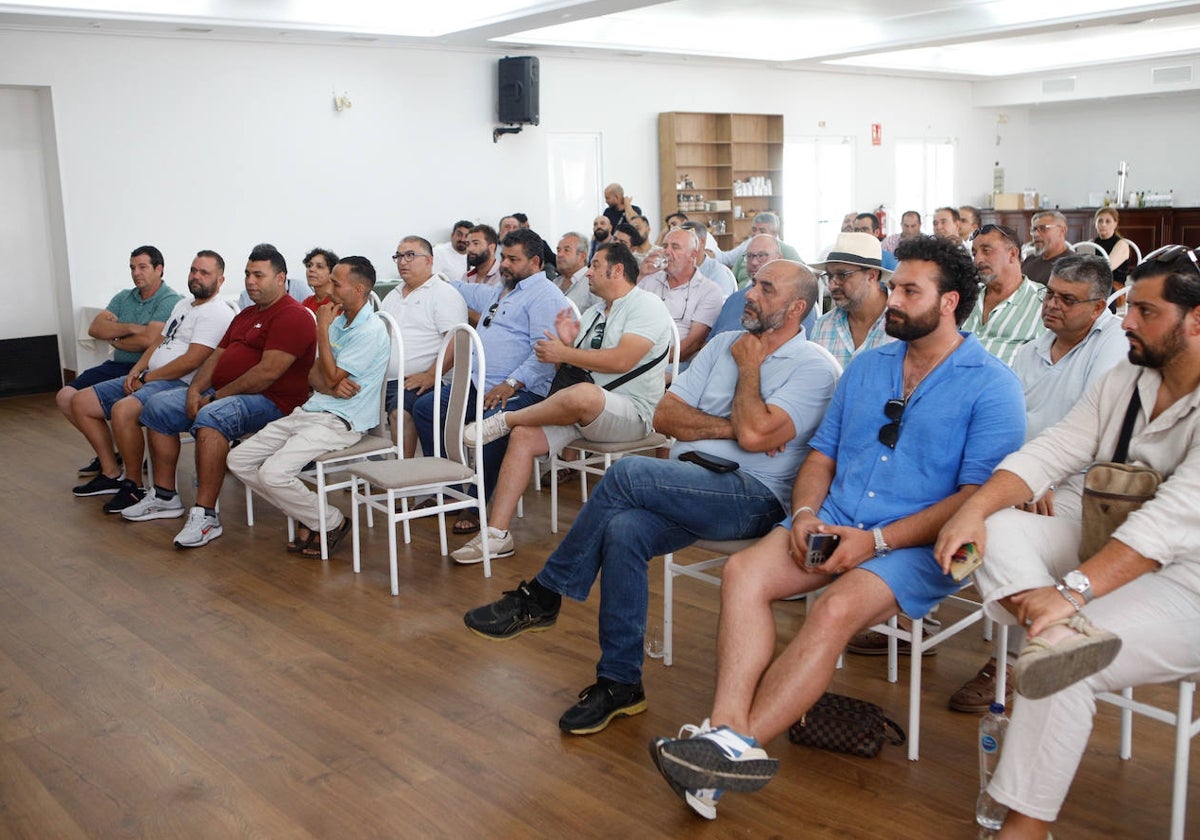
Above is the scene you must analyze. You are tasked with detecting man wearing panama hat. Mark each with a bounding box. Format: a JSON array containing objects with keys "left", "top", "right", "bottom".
[{"left": 808, "top": 232, "right": 896, "bottom": 370}]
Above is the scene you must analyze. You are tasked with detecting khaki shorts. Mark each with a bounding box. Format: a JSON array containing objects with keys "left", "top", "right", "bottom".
[{"left": 541, "top": 390, "right": 652, "bottom": 457}]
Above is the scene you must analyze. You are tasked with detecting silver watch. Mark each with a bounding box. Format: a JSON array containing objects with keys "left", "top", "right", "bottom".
[
  {"left": 1061, "top": 569, "right": 1095, "bottom": 603},
  {"left": 504, "top": 377, "right": 519, "bottom": 390},
  {"left": 872, "top": 527, "right": 890, "bottom": 558}
]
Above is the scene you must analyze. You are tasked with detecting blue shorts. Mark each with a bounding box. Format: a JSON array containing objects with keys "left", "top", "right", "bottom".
[
  {"left": 385, "top": 380, "right": 423, "bottom": 416},
  {"left": 141, "top": 387, "right": 282, "bottom": 441},
  {"left": 68, "top": 360, "right": 133, "bottom": 390},
  {"left": 92, "top": 377, "right": 187, "bottom": 417}
]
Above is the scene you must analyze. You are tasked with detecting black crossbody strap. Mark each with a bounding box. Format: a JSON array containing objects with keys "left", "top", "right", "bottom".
[
  {"left": 1112, "top": 387, "right": 1143, "bottom": 464},
  {"left": 602, "top": 345, "right": 670, "bottom": 392},
  {"left": 573, "top": 312, "right": 605, "bottom": 349}
]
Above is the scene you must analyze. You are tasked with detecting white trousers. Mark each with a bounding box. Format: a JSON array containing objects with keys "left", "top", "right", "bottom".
[
  {"left": 227, "top": 408, "right": 360, "bottom": 532},
  {"left": 977, "top": 508, "right": 1200, "bottom": 821}
]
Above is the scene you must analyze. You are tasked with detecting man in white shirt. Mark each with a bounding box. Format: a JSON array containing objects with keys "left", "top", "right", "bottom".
[
  {"left": 555, "top": 231, "right": 600, "bottom": 312},
  {"left": 637, "top": 228, "right": 724, "bottom": 365},
  {"left": 462, "top": 224, "right": 502, "bottom": 287},
  {"left": 431, "top": 220, "right": 472, "bottom": 281},
  {"left": 70, "top": 250, "right": 235, "bottom": 511},
  {"left": 379, "top": 235, "right": 468, "bottom": 457},
  {"left": 934, "top": 245, "right": 1200, "bottom": 839},
  {"left": 683, "top": 221, "right": 736, "bottom": 299}
]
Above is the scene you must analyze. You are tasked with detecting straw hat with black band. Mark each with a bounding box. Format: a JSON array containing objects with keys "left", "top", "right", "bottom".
[{"left": 810, "top": 232, "right": 893, "bottom": 280}]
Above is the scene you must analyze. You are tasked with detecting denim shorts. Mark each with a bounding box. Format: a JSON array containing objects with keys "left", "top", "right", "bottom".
[
  {"left": 68, "top": 360, "right": 133, "bottom": 390},
  {"left": 141, "top": 387, "right": 282, "bottom": 441},
  {"left": 92, "top": 376, "right": 187, "bottom": 417},
  {"left": 384, "top": 380, "right": 422, "bottom": 416}
]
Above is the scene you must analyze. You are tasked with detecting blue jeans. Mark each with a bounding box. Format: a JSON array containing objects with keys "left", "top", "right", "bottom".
[
  {"left": 141, "top": 387, "right": 281, "bottom": 441},
  {"left": 535, "top": 456, "right": 785, "bottom": 685},
  {"left": 412, "top": 383, "right": 542, "bottom": 500}
]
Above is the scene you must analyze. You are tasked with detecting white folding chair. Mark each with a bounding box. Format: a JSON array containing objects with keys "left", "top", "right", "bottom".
[
  {"left": 661, "top": 538, "right": 757, "bottom": 666},
  {"left": 547, "top": 319, "right": 681, "bottom": 533},
  {"left": 1071, "top": 240, "right": 1107, "bottom": 257},
  {"left": 1097, "top": 678, "right": 1200, "bottom": 840},
  {"left": 348, "top": 325, "right": 491, "bottom": 594}
]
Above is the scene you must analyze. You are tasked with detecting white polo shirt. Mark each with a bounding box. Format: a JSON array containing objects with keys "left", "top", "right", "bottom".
[{"left": 379, "top": 274, "right": 468, "bottom": 378}]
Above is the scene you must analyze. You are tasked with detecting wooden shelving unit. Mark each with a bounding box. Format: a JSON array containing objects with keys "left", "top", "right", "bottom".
[{"left": 658, "top": 112, "right": 784, "bottom": 249}]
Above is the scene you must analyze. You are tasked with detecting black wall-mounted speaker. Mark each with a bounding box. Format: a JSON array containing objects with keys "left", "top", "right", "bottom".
[{"left": 498, "top": 56, "right": 539, "bottom": 126}]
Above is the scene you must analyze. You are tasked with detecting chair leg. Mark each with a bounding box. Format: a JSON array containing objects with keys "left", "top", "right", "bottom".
[
  {"left": 994, "top": 623, "right": 1009, "bottom": 708},
  {"left": 245, "top": 483, "right": 255, "bottom": 526},
  {"left": 550, "top": 452, "right": 560, "bottom": 534},
  {"left": 663, "top": 552, "right": 675, "bottom": 667},
  {"left": 907, "top": 616, "right": 924, "bottom": 761},
  {"left": 1119, "top": 686, "right": 1135, "bottom": 760},
  {"left": 316, "top": 466, "right": 329, "bottom": 560},
  {"left": 350, "top": 477, "right": 362, "bottom": 574},
  {"left": 1170, "top": 680, "right": 1194, "bottom": 840},
  {"left": 387, "top": 489, "right": 400, "bottom": 596}
]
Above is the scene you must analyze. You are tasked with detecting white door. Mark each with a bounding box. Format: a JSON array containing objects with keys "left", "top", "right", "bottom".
[{"left": 546, "top": 132, "right": 602, "bottom": 245}]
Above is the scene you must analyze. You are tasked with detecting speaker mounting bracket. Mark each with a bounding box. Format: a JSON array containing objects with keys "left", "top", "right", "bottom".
[{"left": 493, "top": 125, "right": 523, "bottom": 143}]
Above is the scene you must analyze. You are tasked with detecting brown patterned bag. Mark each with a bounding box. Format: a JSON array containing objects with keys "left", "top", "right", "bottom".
[{"left": 788, "top": 692, "right": 906, "bottom": 758}]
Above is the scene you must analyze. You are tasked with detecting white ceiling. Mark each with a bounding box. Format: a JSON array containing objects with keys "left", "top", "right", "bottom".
[{"left": 1, "top": 0, "right": 1198, "bottom": 79}]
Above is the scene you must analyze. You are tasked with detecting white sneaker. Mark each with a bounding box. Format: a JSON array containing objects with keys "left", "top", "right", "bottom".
[
  {"left": 685, "top": 787, "right": 721, "bottom": 820},
  {"left": 463, "top": 412, "right": 510, "bottom": 448},
  {"left": 173, "top": 506, "right": 223, "bottom": 548},
  {"left": 121, "top": 488, "right": 185, "bottom": 521},
  {"left": 451, "top": 527, "right": 514, "bottom": 564}
]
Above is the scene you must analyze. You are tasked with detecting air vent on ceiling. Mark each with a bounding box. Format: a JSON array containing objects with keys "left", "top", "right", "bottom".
[
  {"left": 1042, "top": 77, "right": 1076, "bottom": 95},
  {"left": 1153, "top": 65, "right": 1193, "bottom": 85}
]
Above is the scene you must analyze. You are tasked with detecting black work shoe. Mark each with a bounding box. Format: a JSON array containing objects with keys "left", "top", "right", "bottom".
[
  {"left": 78, "top": 454, "right": 121, "bottom": 475},
  {"left": 463, "top": 580, "right": 559, "bottom": 640},
  {"left": 103, "top": 479, "right": 145, "bottom": 514},
  {"left": 73, "top": 473, "right": 122, "bottom": 497},
  {"left": 558, "top": 678, "right": 647, "bottom": 735}
]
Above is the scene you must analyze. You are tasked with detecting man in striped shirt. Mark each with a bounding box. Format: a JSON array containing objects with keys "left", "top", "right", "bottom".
[{"left": 962, "top": 224, "right": 1046, "bottom": 366}]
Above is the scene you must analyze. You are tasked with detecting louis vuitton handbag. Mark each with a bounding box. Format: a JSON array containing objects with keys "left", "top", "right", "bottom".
[
  {"left": 787, "top": 692, "right": 906, "bottom": 758},
  {"left": 1079, "top": 389, "right": 1161, "bottom": 561}
]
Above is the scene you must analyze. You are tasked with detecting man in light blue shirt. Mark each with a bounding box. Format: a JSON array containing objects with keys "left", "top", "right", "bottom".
[
  {"left": 413, "top": 228, "right": 567, "bottom": 533},
  {"left": 228, "top": 256, "right": 389, "bottom": 558}
]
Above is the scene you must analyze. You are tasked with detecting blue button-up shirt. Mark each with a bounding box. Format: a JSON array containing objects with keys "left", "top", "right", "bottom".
[
  {"left": 453, "top": 273, "right": 568, "bottom": 396},
  {"left": 302, "top": 308, "right": 390, "bottom": 432}
]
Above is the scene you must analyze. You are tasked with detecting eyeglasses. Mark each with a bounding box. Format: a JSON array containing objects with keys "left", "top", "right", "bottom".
[
  {"left": 1031, "top": 224, "right": 1063, "bottom": 234},
  {"left": 393, "top": 251, "right": 430, "bottom": 262},
  {"left": 1039, "top": 288, "right": 1104, "bottom": 309},
  {"left": 1143, "top": 245, "right": 1200, "bottom": 277},
  {"left": 590, "top": 322, "right": 606, "bottom": 349},
  {"left": 878, "top": 398, "right": 907, "bottom": 449},
  {"left": 747, "top": 251, "right": 776, "bottom": 261},
  {"left": 481, "top": 302, "right": 500, "bottom": 328},
  {"left": 819, "top": 268, "right": 866, "bottom": 286},
  {"left": 969, "top": 224, "right": 1020, "bottom": 249}
]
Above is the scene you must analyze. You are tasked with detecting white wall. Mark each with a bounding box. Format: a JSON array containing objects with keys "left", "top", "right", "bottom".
[{"left": 0, "top": 28, "right": 1011, "bottom": 366}]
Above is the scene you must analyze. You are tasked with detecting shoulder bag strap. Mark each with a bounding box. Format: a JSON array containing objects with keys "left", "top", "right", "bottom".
[
  {"left": 1112, "top": 387, "right": 1143, "bottom": 464},
  {"left": 601, "top": 345, "right": 671, "bottom": 392}
]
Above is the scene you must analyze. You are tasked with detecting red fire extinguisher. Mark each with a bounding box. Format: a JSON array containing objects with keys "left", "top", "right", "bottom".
[{"left": 876, "top": 204, "right": 888, "bottom": 235}]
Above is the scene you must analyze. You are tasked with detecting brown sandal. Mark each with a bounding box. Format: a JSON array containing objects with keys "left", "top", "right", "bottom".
[
  {"left": 286, "top": 526, "right": 316, "bottom": 553},
  {"left": 302, "top": 519, "right": 352, "bottom": 558},
  {"left": 453, "top": 514, "right": 480, "bottom": 535}
]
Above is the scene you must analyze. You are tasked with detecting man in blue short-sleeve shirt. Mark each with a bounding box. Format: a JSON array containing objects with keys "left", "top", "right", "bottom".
[{"left": 653, "top": 236, "right": 1026, "bottom": 820}]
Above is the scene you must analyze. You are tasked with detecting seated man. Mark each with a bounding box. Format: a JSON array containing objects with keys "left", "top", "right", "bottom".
[
  {"left": 59, "top": 244, "right": 182, "bottom": 473},
  {"left": 932, "top": 246, "right": 1200, "bottom": 840},
  {"left": 228, "top": 256, "right": 389, "bottom": 557},
  {"left": 70, "top": 250, "right": 234, "bottom": 510},
  {"left": 122, "top": 243, "right": 317, "bottom": 548},
  {"left": 651, "top": 236, "right": 1025, "bottom": 820},
  {"left": 808, "top": 232, "right": 896, "bottom": 369},
  {"left": 450, "top": 242, "right": 673, "bottom": 563},
  {"left": 682, "top": 221, "right": 736, "bottom": 299},
  {"left": 637, "top": 228, "right": 724, "bottom": 366},
  {"left": 379, "top": 235, "right": 467, "bottom": 457},
  {"left": 708, "top": 235, "right": 815, "bottom": 341},
  {"left": 413, "top": 228, "right": 567, "bottom": 534},
  {"left": 463, "top": 259, "right": 840, "bottom": 736}
]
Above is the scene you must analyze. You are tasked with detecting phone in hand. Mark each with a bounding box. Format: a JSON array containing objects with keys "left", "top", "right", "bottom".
[
  {"left": 949, "top": 542, "right": 984, "bottom": 582},
  {"left": 805, "top": 533, "right": 841, "bottom": 568}
]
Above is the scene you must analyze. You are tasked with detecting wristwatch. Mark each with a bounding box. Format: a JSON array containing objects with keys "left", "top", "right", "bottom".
[
  {"left": 137, "top": 369, "right": 148, "bottom": 383},
  {"left": 504, "top": 377, "right": 519, "bottom": 390},
  {"left": 872, "top": 527, "right": 891, "bottom": 558},
  {"left": 1061, "top": 569, "right": 1095, "bottom": 603}
]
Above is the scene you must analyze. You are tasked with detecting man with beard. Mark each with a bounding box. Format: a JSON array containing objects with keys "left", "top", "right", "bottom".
[
  {"left": 1022, "top": 210, "right": 1073, "bottom": 286},
  {"left": 963, "top": 223, "right": 1046, "bottom": 365},
  {"left": 589, "top": 214, "right": 613, "bottom": 262},
  {"left": 809, "top": 232, "right": 896, "bottom": 369},
  {"left": 462, "top": 259, "right": 839, "bottom": 735},
  {"left": 637, "top": 227, "right": 724, "bottom": 365},
  {"left": 933, "top": 245, "right": 1200, "bottom": 839},
  {"left": 431, "top": 219, "right": 472, "bottom": 281},
  {"left": 461, "top": 224, "right": 501, "bottom": 286},
  {"left": 651, "top": 236, "right": 1025, "bottom": 821},
  {"left": 70, "top": 250, "right": 235, "bottom": 509}
]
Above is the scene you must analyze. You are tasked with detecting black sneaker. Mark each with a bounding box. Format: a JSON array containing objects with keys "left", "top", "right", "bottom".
[
  {"left": 463, "top": 580, "right": 559, "bottom": 640},
  {"left": 103, "top": 480, "right": 145, "bottom": 513},
  {"left": 78, "top": 454, "right": 120, "bottom": 475},
  {"left": 73, "top": 473, "right": 122, "bottom": 497},
  {"left": 559, "top": 678, "right": 647, "bottom": 735}
]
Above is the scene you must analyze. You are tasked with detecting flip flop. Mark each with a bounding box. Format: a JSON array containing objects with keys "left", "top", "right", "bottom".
[
  {"left": 286, "top": 527, "right": 316, "bottom": 553},
  {"left": 453, "top": 514, "right": 480, "bottom": 535},
  {"left": 302, "top": 519, "right": 352, "bottom": 558}
]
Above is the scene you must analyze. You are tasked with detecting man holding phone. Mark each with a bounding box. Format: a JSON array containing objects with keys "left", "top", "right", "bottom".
[
  {"left": 651, "top": 235, "right": 1025, "bottom": 820},
  {"left": 462, "top": 259, "right": 840, "bottom": 737}
]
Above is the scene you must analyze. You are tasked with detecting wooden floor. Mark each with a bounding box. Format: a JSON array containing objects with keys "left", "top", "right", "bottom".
[{"left": 0, "top": 392, "right": 1195, "bottom": 839}]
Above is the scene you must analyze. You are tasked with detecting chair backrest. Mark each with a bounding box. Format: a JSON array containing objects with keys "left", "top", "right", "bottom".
[
  {"left": 666, "top": 318, "right": 682, "bottom": 383},
  {"left": 1107, "top": 285, "right": 1129, "bottom": 307},
  {"left": 373, "top": 310, "right": 406, "bottom": 444},
  {"left": 566, "top": 298, "right": 582, "bottom": 322},
  {"left": 433, "top": 324, "right": 486, "bottom": 466},
  {"left": 369, "top": 290, "right": 382, "bottom": 311},
  {"left": 1071, "top": 240, "right": 1107, "bottom": 258},
  {"left": 1127, "top": 238, "right": 1143, "bottom": 265}
]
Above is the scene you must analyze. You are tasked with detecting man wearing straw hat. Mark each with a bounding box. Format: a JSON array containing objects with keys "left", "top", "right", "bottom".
[{"left": 808, "top": 232, "right": 896, "bottom": 370}]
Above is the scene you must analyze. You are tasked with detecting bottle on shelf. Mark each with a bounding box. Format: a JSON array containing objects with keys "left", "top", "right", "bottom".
[{"left": 975, "top": 702, "right": 1010, "bottom": 831}]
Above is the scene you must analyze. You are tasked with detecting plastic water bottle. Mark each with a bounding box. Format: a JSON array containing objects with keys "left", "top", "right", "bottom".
[{"left": 975, "top": 702, "right": 1009, "bottom": 831}]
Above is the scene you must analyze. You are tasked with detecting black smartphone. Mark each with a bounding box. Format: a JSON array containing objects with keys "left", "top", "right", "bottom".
[
  {"left": 805, "top": 533, "right": 841, "bottom": 568},
  {"left": 679, "top": 450, "right": 740, "bottom": 473}
]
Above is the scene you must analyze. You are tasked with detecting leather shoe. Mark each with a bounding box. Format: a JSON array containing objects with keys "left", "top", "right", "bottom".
[
  {"left": 949, "top": 657, "right": 1014, "bottom": 713},
  {"left": 847, "top": 617, "right": 939, "bottom": 657}
]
